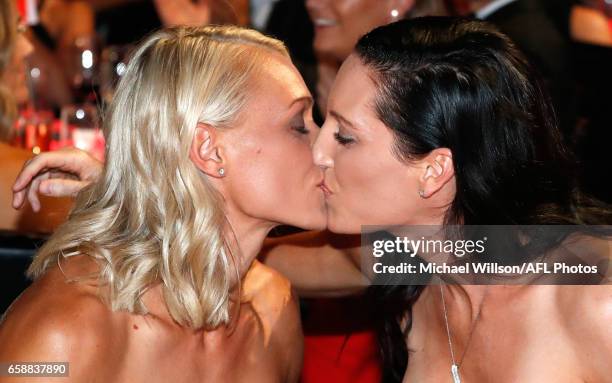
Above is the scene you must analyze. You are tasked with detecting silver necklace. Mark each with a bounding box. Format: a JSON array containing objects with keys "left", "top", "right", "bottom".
[{"left": 439, "top": 283, "right": 490, "bottom": 383}]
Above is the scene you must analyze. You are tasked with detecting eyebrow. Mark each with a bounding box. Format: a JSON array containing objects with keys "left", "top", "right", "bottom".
[{"left": 329, "top": 110, "right": 355, "bottom": 129}]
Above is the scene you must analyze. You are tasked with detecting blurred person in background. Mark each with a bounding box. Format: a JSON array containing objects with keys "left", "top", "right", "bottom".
[
  {"left": 569, "top": 0, "right": 612, "bottom": 203},
  {"left": 92, "top": 0, "right": 249, "bottom": 46},
  {"left": 26, "top": 0, "right": 96, "bottom": 109},
  {"left": 0, "top": 0, "right": 71, "bottom": 232},
  {"left": 306, "top": 0, "right": 449, "bottom": 116},
  {"left": 571, "top": 0, "right": 612, "bottom": 46},
  {"left": 456, "top": 0, "right": 577, "bottom": 141}
]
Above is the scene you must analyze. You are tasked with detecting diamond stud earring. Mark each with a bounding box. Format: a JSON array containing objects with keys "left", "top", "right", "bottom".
[
  {"left": 391, "top": 9, "right": 399, "bottom": 18},
  {"left": 419, "top": 190, "right": 426, "bottom": 198},
  {"left": 218, "top": 168, "right": 225, "bottom": 176}
]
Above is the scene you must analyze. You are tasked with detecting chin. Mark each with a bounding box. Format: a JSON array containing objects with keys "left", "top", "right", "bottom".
[
  {"left": 284, "top": 209, "right": 327, "bottom": 231},
  {"left": 314, "top": 40, "right": 340, "bottom": 58},
  {"left": 300, "top": 214, "right": 328, "bottom": 231},
  {"left": 327, "top": 215, "right": 361, "bottom": 235}
]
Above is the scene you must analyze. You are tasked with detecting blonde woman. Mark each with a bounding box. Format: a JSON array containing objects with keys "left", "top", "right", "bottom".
[{"left": 0, "top": 25, "right": 325, "bottom": 382}]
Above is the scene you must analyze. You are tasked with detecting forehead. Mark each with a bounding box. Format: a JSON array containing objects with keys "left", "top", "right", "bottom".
[
  {"left": 328, "top": 54, "right": 377, "bottom": 118},
  {"left": 249, "top": 52, "right": 311, "bottom": 109}
]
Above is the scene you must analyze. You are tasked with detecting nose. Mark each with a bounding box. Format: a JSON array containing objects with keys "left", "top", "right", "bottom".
[{"left": 313, "top": 122, "right": 334, "bottom": 169}]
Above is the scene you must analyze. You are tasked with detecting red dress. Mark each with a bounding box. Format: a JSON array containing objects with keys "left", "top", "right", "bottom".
[{"left": 300, "top": 298, "right": 382, "bottom": 383}]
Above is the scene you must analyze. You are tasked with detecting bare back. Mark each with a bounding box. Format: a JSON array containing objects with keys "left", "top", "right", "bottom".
[{"left": 0, "top": 257, "right": 303, "bottom": 383}]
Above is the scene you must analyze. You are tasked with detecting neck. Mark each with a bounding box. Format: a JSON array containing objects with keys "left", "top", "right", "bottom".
[
  {"left": 222, "top": 205, "right": 276, "bottom": 280},
  {"left": 424, "top": 282, "right": 494, "bottom": 364},
  {"left": 440, "top": 284, "right": 491, "bottom": 323},
  {"left": 139, "top": 205, "right": 275, "bottom": 330}
]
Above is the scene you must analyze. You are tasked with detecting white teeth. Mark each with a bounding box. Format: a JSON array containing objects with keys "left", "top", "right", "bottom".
[{"left": 314, "top": 18, "right": 337, "bottom": 27}]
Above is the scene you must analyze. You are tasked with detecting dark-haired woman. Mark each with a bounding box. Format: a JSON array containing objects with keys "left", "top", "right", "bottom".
[
  {"left": 12, "top": 17, "right": 612, "bottom": 382},
  {"left": 281, "top": 17, "right": 612, "bottom": 382}
]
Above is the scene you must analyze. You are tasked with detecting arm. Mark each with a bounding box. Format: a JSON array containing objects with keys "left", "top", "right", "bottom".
[{"left": 259, "top": 231, "right": 369, "bottom": 297}]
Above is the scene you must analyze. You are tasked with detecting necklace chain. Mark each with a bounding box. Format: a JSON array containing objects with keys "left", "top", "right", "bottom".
[{"left": 439, "top": 281, "right": 491, "bottom": 381}]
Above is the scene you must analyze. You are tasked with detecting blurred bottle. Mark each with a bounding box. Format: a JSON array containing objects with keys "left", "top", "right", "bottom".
[
  {"left": 66, "top": 36, "right": 100, "bottom": 104},
  {"left": 13, "top": 108, "right": 54, "bottom": 154},
  {"left": 60, "top": 103, "right": 104, "bottom": 161}
]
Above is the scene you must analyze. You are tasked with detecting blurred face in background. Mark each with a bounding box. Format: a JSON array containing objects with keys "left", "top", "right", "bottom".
[
  {"left": 2, "top": 20, "right": 33, "bottom": 105},
  {"left": 306, "top": 0, "right": 415, "bottom": 61}
]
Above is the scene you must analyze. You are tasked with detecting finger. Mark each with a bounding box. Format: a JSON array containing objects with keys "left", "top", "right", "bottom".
[
  {"left": 13, "top": 152, "right": 63, "bottom": 191},
  {"left": 12, "top": 188, "right": 26, "bottom": 209},
  {"left": 39, "top": 179, "right": 88, "bottom": 198},
  {"left": 27, "top": 176, "right": 43, "bottom": 212},
  {"left": 12, "top": 148, "right": 91, "bottom": 191}
]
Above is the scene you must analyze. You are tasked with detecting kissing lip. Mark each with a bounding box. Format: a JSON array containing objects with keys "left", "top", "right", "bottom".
[{"left": 317, "top": 180, "right": 333, "bottom": 197}]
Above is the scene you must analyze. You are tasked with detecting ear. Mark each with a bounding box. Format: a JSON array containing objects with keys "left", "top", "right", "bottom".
[
  {"left": 389, "top": 0, "right": 415, "bottom": 20},
  {"left": 189, "top": 123, "right": 226, "bottom": 178},
  {"left": 418, "top": 148, "right": 454, "bottom": 199}
]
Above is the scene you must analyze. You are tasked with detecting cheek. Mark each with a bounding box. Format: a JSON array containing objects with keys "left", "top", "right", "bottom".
[
  {"left": 229, "top": 136, "right": 320, "bottom": 221},
  {"left": 5, "top": 57, "right": 29, "bottom": 102},
  {"left": 338, "top": 2, "right": 386, "bottom": 39},
  {"left": 332, "top": 149, "right": 419, "bottom": 226}
]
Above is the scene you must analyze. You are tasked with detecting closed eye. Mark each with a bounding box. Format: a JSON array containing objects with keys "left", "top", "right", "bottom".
[
  {"left": 334, "top": 132, "right": 355, "bottom": 145},
  {"left": 292, "top": 126, "right": 310, "bottom": 135}
]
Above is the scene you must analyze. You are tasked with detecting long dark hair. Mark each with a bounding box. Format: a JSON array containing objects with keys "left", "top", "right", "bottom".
[{"left": 356, "top": 17, "right": 611, "bottom": 382}]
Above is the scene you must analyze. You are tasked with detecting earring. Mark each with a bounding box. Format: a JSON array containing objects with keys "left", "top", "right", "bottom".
[
  {"left": 418, "top": 190, "right": 425, "bottom": 198},
  {"left": 390, "top": 9, "right": 400, "bottom": 19},
  {"left": 218, "top": 168, "right": 225, "bottom": 176}
]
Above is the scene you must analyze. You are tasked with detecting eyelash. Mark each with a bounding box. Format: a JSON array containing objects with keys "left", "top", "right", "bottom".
[
  {"left": 334, "top": 132, "right": 355, "bottom": 146},
  {"left": 292, "top": 126, "right": 310, "bottom": 135}
]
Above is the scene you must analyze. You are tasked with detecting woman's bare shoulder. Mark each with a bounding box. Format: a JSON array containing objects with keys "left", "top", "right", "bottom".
[
  {"left": 555, "top": 234, "right": 612, "bottom": 327},
  {"left": 0, "top": 261, "right": 125, "bottom": 377},
  {"left": 555, "top": 283, "right": 612, "bottom": 380}
]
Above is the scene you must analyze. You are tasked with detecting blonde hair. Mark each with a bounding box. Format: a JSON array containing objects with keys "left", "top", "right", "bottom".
[
  {"left": 0, "top": 0, "right": 17, "bottom": 141},
  {"left": 28, "top": 25, "right": 289, "bottom": 329}
]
